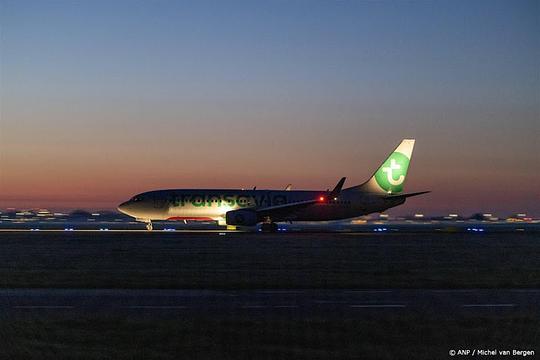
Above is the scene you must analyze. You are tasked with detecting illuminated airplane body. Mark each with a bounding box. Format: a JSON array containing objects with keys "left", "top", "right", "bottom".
[{"left": 118, "top": 139, "right": 429, "bottom": 231}]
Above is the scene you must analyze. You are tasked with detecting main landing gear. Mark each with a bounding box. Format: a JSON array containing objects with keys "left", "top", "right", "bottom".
[{"left": 260, "top": 217, "right": 278, "bottom": 233}]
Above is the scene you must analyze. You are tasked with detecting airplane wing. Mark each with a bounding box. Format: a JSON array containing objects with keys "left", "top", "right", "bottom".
[
  {"left": 256, "top": 199, "right": 319, "bottom": 217},
  {"left": 256, "top": 177, "right": 346, "bottom": 218},
  {"left": 226, "top": 177, "right": 347, "bottom": 223}
]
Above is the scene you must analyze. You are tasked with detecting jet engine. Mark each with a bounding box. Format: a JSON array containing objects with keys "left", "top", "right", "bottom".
[{"left": 225, "top": 209, "right": 258, "bottom": 226}]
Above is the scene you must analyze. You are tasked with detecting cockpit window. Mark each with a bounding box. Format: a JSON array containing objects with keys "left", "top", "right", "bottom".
[{"left": 131, "top": 196, "right": 143, "bottom": 202}]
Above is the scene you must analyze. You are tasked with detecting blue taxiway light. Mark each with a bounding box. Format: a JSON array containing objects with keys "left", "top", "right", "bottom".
[{"left": 467, "top": 228, "right": 485, "bottom": 232}]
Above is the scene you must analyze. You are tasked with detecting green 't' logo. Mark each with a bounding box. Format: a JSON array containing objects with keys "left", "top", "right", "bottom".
[{"left": 374, "top": 152, "right": 410, "bottom": 193}]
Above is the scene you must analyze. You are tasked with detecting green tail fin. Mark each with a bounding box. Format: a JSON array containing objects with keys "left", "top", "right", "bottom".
[{"left": 349, "top": 139, "right": 415, "bottom": 194}]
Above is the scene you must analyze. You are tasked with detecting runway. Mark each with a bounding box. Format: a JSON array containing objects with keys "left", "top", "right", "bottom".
[
  {"left": 1, "top": 288, "right": 539, "bottom": 317},
  {"left": 1, "top": 222, "right": 539, "bottom": 233},
  {"left": 1, "top": 230, "right": 538, "bottom": 359},
  {"left": 0, "top": 231, "right": 539, "bottom": 290}
]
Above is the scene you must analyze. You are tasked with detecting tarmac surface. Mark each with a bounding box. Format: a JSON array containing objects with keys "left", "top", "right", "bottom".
[
  {"left": 1, "top": 288, "right": 539, "bottom": 318},
  {"left": 0, "top": 230, "right": 538, "bottom": 359}
]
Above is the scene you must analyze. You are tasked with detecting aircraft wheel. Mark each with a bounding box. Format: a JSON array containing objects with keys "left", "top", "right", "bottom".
[{"left": 261, "top": 222, "right": 278, "bottom": 233}]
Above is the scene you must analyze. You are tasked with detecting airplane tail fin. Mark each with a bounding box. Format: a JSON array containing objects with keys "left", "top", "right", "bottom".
[{"left": 347, "top": 139, "right": 415, "bottom": 195}]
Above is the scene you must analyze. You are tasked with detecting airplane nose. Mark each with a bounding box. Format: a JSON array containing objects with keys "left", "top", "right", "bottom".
[{"left": 117, "top": 201, "right": 130, "bottom": 215}]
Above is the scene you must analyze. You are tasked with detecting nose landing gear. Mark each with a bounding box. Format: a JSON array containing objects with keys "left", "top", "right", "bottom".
[{"left": 145, "top": 221, "right": 153, "bottom": 231}]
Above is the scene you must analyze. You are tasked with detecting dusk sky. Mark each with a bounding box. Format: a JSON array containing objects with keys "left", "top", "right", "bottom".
[{"left": 1, "top": 0, "right": 539, "bottom": 216}]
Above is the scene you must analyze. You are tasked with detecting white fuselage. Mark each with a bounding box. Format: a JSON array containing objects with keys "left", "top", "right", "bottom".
[{"left": 117, "top": 189, "right": 404, "bottom": 224}]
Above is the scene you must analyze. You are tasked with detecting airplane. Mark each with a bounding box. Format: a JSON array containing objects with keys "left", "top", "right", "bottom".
[{"left": 117, "top": 139, "right": 429, "bottom": 232}]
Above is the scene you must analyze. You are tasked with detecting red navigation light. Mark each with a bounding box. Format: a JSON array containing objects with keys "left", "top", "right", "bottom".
[{"left": 319, "top": 196, "right": 325, "bottom": 202}]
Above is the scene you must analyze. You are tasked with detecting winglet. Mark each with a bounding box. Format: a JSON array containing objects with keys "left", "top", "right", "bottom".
[{"left": 330, "top": 177, "right": 346, "bottom": 196}]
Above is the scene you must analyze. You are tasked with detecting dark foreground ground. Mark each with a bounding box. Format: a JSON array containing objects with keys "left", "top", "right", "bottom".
[
  {"left": 1, "top": 313, "right": 538, "bottom": 360},
  {"left": 0, "top": 231, "right": 539, "bottom": 288},
  {"left": 0, "top": 231, "right": 538, "bottom": 359}
]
